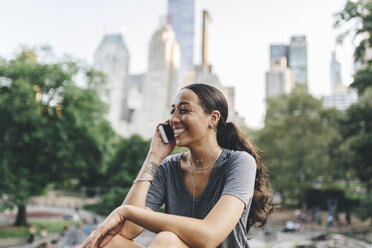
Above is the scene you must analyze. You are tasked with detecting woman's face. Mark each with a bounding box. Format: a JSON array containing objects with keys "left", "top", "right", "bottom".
[{"left": 170, "top": 89, "right": 211, "bottom": 147}]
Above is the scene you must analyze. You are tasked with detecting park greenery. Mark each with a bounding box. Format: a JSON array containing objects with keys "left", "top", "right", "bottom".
[{"left": 0, "top": 0, "right": 371, "bottom": 228}]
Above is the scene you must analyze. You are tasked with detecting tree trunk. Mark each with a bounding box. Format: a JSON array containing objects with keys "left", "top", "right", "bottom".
[{"left": 14, "top": 205, "right": 27, "bottom": 226}]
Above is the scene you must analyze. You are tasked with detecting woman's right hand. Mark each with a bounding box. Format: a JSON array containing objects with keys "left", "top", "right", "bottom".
[
  {"left": 79, "top": 207, "right": 126, "bottom": 248},
  {"left": 149, "top": 122, "right": 176, "bottom": 160}
]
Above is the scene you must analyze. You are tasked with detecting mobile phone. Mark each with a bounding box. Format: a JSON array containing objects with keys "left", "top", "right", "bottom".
[{"left": 159, "top": 123, "right": 175, "bottom": 143}]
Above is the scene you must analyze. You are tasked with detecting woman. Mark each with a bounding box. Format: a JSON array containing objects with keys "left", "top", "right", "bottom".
[{"left": 80, "top": 83, "right": 274, "bottom": 248}]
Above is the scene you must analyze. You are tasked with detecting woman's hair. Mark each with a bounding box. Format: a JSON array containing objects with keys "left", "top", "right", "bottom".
[{"left": 183, "top": 83, "right": 274, "bottom": 232}]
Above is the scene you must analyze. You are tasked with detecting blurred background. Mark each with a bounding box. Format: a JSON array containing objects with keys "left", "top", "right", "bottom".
[{"left": 1, "top": 0, "right": 372, "bottom": 247}]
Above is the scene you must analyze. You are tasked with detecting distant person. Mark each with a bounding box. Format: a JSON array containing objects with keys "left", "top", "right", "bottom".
[
  {"left": 283, "top": 221, "right": 295, "bottom": 232},
  {"left": 295, "top": 209, "right": 301, "bottom": 222},
  {"left": 80, "top": 83, "right": 274, "bottom": 248},
  {"left": 60, "top": 225, "right": 68, "bottom": 236},
  {"left": 28, "top": 224, "right": 36, "bottom": 243},
  {"left": 327, "top": 214, "right": 334, "bottom": 227},
  {"left": 41, "top": 228, "right": 48, "bottom": 238},
  {"left": 345, "top": 211, "right": 351, "bottom": 225},
  {"left": 316, "top": 210, "right": 322, "bottom": 225}
]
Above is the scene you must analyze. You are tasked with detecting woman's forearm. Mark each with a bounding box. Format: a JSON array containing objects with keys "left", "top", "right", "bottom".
[
  {"left": 122, "top": 205, "right": 220, "bottom": 248},
  {"left": 120, "top": 152, "right": 165, "bottom": 238}
]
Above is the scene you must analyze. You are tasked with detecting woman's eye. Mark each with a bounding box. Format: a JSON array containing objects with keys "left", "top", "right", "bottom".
[
  {"left": 180, "top": 108, "right": 189, "bottom": 113},
  {"left": 170, "top": 109, "right": 175, "bottom": 115}
]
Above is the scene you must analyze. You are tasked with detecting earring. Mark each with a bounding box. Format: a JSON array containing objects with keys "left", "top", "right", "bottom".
[{"left": 208, "top": 124, "right": 213, "bottom": 129}]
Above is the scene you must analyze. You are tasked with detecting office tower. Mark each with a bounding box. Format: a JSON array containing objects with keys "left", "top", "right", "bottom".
[
  {"left": 94, "top": 33, "right": 130, "bottom": 126},
  {"left": 323, "top": 89, "right": 358, "bottom": 111},
  {"left": 323, "top": 50, "right": 357, "bottom": 111},
  {"left": 265, "top": 57, "right": 294, "bottom": 98},
  {"left": 330, "top": 51, "right": 342, "bottom": 94},
  {"left": 289, "top": 35, "right": 308, "bottom": 85},
  {"left": 137, "top": 24, "right": 180, "bottom": 138},
  {"left": 270, "top": 44, "right": 288, "bottom": 61},
  {"left": 168, "top": 0, "right": 195, "bottom": 76},
  {"left": 182, "top": 10, "right": 221, "bottom": 89},
  {"left": 127, "top": 74, "right": 145, "bottom": 123}
]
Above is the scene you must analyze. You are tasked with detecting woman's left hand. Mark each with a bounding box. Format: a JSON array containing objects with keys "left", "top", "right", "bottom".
[{"left": 79, "top": 206, "right": 126, "bottom": 248}]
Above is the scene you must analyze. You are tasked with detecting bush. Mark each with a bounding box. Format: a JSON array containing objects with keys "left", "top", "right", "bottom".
[
  {"left": 83, "top": 187, "right": 130, "bottom": 216},
  {"left": 353, "top": 197, "right": 372, "bottom": 220},
  {"left": 305, "top": 188, "right": 359, "bottom": 211}
]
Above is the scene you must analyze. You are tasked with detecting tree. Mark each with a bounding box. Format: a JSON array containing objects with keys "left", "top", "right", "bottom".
[
  {"left": 99, "top": 134, "right": 151, "bottom": 190},
  {"left": 334, "top": 0, "right": 372, "bottom": 94},
  {"left": 339, "top": 88, "right": 372, "bottom": 193},
  {"left": 256, "top": 86, "right": 342, "bottom": 208},
  {"left": 0, "top": 49, "right": 116, "bottom": 226}
]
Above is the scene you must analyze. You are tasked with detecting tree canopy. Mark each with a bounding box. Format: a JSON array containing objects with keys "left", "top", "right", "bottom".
[
  {"left": 256, "top": 86, "right": 343, "bottom": 208},
  {"left": 0, "top": 49, "right": 116, "bottom": 225}
]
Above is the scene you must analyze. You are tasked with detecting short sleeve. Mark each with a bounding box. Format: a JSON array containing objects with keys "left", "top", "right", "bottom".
[
  {"left": 222, "top": 151, "right": 256, "bottom": 208},
  {"left": 145, "top": 163, "right": 166, "bottom": 211}
]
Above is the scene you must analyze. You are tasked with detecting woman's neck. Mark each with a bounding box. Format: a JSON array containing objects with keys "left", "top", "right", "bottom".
[{"left": 188, "top": 138, "right": 222, "bottom": 169}]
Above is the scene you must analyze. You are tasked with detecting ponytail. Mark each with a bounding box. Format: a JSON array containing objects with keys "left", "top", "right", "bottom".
[{"left": 217, "top": 120, "right": 274, "bottom": 232}]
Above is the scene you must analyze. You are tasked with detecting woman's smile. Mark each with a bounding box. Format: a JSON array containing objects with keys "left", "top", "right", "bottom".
[{"left": 173, "top": 128, "right": 186, "bottom": 137}]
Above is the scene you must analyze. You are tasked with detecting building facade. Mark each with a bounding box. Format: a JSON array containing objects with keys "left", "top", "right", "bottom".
[
  {"left": 94, "top": 34, "right": 130, "bottom": 127},
  {"left": 265, "top": 57, "right": 294, "bottom": 98},
  {"left": 168, "top": 0, "right": 195, "bottom": 76},
  {"left": 330, "top": 51, "right": 342, "bottom": 94},
  {"left": 288, "top": 35, "right": 308, "bottom": 85},
  {"left": 323, "top": 51, "right": 357, "bottom": 111},
  {"left": 132, "top": 24, "right": 181, "bottom": 138}
]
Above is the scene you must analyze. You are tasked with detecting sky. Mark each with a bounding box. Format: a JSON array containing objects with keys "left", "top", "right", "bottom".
[{"left": 0, "top": 0, "right": 355, "bottom": 128}]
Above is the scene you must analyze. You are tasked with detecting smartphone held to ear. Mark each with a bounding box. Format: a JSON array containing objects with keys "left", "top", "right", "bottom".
[{"left": 159, "top": 123, "right": 175, "bottom": 143}]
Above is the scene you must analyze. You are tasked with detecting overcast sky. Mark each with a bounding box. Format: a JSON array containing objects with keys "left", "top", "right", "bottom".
[{"left": 0, "top": 0, "right": 354, "bottom": 128}]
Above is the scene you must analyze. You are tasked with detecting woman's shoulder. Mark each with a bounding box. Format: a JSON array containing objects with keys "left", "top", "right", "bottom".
[
  {"left": 222, "top": 149, "right": 256, "bottom": 169},
  {"left": 159, "top": 153, "right": 182, "bottom": 168},
  {"left": 224, "top": 149, "right": 255, "bottom": 162}
]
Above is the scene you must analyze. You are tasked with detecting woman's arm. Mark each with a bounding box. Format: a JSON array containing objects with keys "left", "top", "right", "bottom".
[
  {"left": 118, "top": 124, "right": 175, "bottom": 239},
  {"left": 118, "top": 152, "right": 163, "bottom": 239},
  {"left": 123, "top": 194, "right": 245, "bottom": 248}
]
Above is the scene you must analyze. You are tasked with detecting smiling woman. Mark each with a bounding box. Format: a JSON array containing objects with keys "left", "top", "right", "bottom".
[{"left": 80, "top": 83, "right": 274, "bottom": 248}]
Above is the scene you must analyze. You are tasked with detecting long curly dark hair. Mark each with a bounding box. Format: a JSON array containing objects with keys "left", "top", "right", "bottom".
[{"left": 183, "top": 83, "right": 274, "bottom": 232}]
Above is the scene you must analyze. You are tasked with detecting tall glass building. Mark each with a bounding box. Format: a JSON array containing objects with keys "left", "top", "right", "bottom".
[
  {"left": 168, "top": 0, "right": 195, "bottom": 76},
  {"left": 270, "top": 44, "right": 288, "bottom": 61},
  {"left": 288, "top": 36, "right": 308, "bottom": 85}
]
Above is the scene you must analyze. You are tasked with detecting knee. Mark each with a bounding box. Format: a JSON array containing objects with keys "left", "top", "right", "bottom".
[{"left": 149, "top": 231, "right": 181, "bottom": 247}]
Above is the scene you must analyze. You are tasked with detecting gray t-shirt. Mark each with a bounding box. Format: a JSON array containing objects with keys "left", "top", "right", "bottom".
[{"left": 146, "top": 149, "right": 256, "bottom": 248}]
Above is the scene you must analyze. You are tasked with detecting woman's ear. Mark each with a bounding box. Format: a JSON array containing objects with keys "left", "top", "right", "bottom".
[{"left": 210, "top": 110, "right": 221, "bottom": 127}]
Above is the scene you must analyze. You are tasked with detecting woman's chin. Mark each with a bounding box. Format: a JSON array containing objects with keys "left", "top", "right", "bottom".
[{"left": 175, "top": 137, "right": 186, "bottom": 147}]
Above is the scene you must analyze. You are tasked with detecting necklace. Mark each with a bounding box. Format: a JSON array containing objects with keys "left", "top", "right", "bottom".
[
  {"left": 188, "top": 149, "right": 222, "bottom": 217},
  {"left": 188, "top": 149, "right": 222, "bottom": 171}
]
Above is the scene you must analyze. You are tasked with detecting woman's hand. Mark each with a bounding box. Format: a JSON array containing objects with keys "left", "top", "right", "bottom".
[
  {"left": 79, "top": 206, "right": 126, "bottom": 248},
  {"left": 149, "top": 122, "right": 176, "bottom": 160}
]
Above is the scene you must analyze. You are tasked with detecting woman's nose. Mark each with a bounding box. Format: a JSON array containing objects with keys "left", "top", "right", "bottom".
[{"left": 170, "top": 110, "right": 180, "bottom": 126}]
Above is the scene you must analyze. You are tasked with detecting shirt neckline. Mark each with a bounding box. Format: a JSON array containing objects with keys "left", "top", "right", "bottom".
[{"left": 177, "top": 149, "right": 225, "bottom": 201}]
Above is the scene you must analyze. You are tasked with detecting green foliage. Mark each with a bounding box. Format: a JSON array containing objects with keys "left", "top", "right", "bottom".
[
  {"left": 351, "top": 67, "right": 372, "bottom": 96},
  {"left": 0, "top": 48, "right": 117, "bottom": 225},
  {"left": 101, "top": 135, "right": 151, "bottom": 189},
  {"left": 256, "top": 86, "right": 343, "bottom": 207},
  {"left": 338, "top": 88, "right": 372, "bottom": 190},
  {"left": 84, "top": 188, "right": 130, "bottom": 216},
  {"left": 334, "top": 0, "right": 372, "bottom": 63},
  {"left": 305, "top": 188, "right": 359, "bottom": 211},
  {"left": 353, "top": 196, "right": 372, "bottom": 221}
]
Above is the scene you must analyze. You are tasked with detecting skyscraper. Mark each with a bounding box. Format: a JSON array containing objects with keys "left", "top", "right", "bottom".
[
  {"left": 265, "top": 57, "right": 294, "bottom": 98},
  {"left": 330, "top": 50, "right": 342, "bottom": 94},
  {"left": 270, "top": 44, "right": 288, "bottom": 61},
  {"left": 94, "top": 33, "right": 130, "bottom": 127},
  {"left": 288, "top": 36, "right": 308, "bottom": 85},
  {"left": 323, "top": 50, "right": 357, "bottom": 111},
  {"left": 168, "top": 0, "right": 195, "bottom": 76},
  {"left": 135, "top": 24, "right": 180, "bottom": 138}
]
